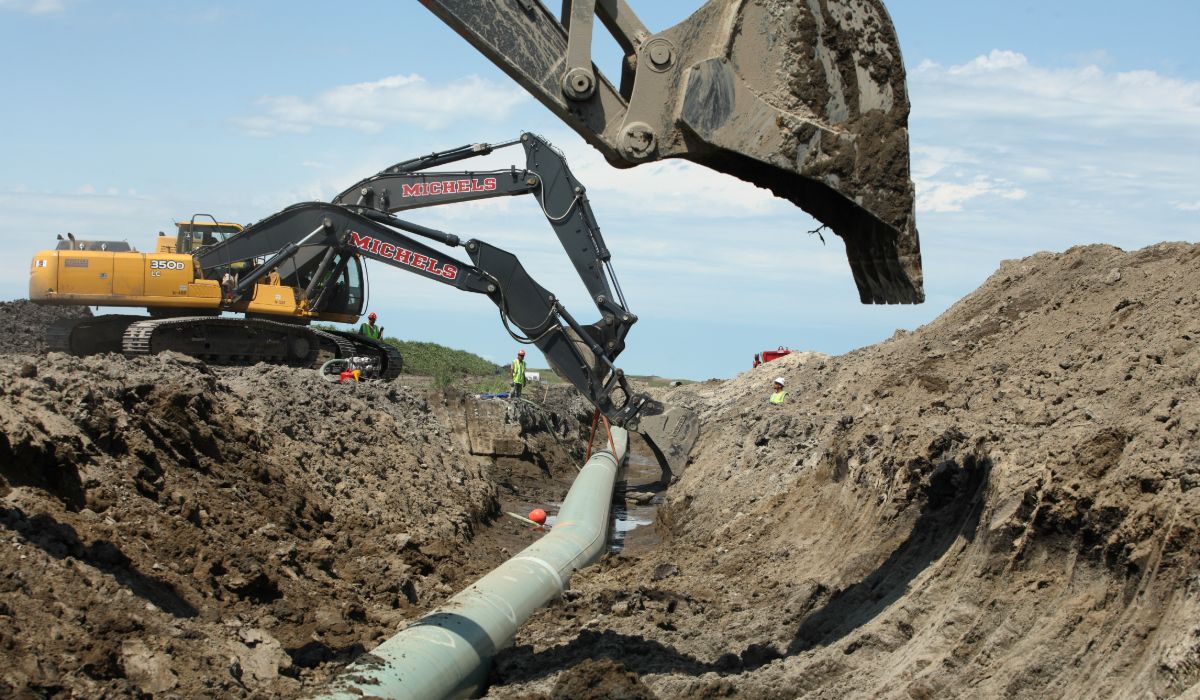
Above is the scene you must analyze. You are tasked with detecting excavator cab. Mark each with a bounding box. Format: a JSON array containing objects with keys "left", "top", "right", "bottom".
[
  {"left": 171, "top": 215, "right": 243, "bottom": 255},
  {"left": 285, "top": 248, "right": 367, "bottom": 318},
  {"left": 321, "top": 256, "right": 366, "bottom": 317}
]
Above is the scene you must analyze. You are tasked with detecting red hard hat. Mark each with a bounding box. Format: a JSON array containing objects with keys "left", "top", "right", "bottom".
[
  {"left": 517, "top": 349, "right": 525, "bottom": 357},
  {"left": 368, "top": 312, "right": 377, "bottom": 321}
]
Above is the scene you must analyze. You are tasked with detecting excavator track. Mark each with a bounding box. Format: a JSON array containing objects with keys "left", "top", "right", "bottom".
[
  {"left": 111, "top": 316, "right": 402, "bottom": 378},
  {"left": 322, "top": 330, "right": 404, "bottom": 380},
  {"left": 121, "top": 316, "right": 323, "bottom": 367},
  {"left": 311, "top": 328, "right": 359, "bottom": 364},
  {"left": 47, "top": 314, "right": 145, "bottom": 355}
]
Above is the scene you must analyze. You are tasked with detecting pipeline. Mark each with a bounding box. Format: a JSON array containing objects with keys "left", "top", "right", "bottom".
[{"left": 316, "top": 427, "right": 629, "bottom": 700}]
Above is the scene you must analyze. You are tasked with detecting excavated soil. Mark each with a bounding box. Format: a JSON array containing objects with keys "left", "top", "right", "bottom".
[
  {"left": 0, "top": 300, "right": 89, "bottom": 354},
  {"left": 3, "top": 241, "right": 1199, "bottom": 699},
  {"left": 0, "top": 311, "right": 593, "bottom": 697},
  {"left": 486, "top": 242, "right": 1200, "bottom": 699}
]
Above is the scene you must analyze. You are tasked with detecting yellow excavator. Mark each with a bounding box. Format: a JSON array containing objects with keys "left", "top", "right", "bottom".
[{"left": 31, "top": 215, "right": 389, "bottom": 373}]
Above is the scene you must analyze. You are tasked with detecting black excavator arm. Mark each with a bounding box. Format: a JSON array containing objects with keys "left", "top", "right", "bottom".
[
  {"left": 331, "top": 132, "right": 635, "bottom": 361},
  {"left": 195, "top": 201, "right": 654, "bottom": 428}
]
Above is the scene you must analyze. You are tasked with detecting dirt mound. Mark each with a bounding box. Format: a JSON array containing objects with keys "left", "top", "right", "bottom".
[
  {"left": 5, "top": 242, "right": 1198, "bottom": 698},
  {"left": 488, "top": 242, "right": 1200, "bottom": 698},
  {"left": 0, "top": 299, "right": 91, "bottom": 354},
  {"left": 546, "top": 658, "right": 658, "bottom": 699},
  {"left": 0, "top": 352, "right": 567, "bottom": 697}
]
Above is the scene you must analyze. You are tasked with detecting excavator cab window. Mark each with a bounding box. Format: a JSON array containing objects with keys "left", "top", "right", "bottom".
[
  {"left": 318, "top": 255, "right": 365, "bottom": 317},
  {"left": 175, "top": 221, "right": 242, "bottom": 255}
]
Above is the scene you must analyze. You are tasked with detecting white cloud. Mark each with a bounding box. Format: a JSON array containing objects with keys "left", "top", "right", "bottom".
[
  {"left": 1174, "top": 201, "right": 1200, "bottom": 212},
  {"left": 914, "top": 50, "right": 1200, "bottom": 129},
  {"left": 231, "top": 74, "right": 528, "bottom": 136},
  {"left": 912, "top": 145, "right": 1027, "bottom": 213},
  {"left": 918, "top": 175, "right": 1027, "bottom": 214},
  {"left": 945, "top": 50, "right": 1029, "bottom": 74},
  {"left": 910, "top": 144, "right": 979, "bottom": 181},
  {"left": 0, "top": 0, "right": 64, "bottom": 15},
  {"left": 911, "top": 50, "right": 1200, "bottom": 220},
  {"left": 568, "top": 148, "right": 787, "bottom": 217}
]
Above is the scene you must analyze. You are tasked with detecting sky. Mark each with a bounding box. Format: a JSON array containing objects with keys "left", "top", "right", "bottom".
[{"left": 0, "top": 1, "right": 1196, "bottom": 379}]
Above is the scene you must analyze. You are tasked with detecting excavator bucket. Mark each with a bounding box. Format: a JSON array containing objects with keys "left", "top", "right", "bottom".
[
  {"left": 421, "top": 0, "right": 923, "bottom": 304},
  {"left": 635, "top": 404, "right": 699, "bottom": 481}
]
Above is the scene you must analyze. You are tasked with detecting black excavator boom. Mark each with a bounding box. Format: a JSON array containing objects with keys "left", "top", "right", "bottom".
[
  {"left": 197, "top": 132, "right": 695, "bottom": 463},
  {"left": 197, "top": 201, "right": 651, "bottom": 427}
]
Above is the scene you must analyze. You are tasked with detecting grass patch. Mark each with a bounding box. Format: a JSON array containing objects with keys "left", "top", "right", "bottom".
[
  {"left": 471, "top": 375, "right": 514, "bottom": 394},
  {"left": 317, "top": 324, "right": 502, "bottom": 387},
  {"left": 317, "top": 325, "right": 693, "bottom": 389},
  {"left": 383, "top": 338, "right": 501, "bottom": 386}
]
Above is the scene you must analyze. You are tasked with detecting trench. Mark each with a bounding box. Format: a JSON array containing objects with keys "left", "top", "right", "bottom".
[
  {"left": 608, "top": 443, "right": 667, "bottom": 554},
  {"left": 320, "top": 428, "right": 630, "bottom": 698},
  {"left": 538, "top": 438, "right": 667, "bottom": 555}
]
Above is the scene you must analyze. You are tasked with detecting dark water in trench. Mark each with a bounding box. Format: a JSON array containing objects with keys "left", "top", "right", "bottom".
[
  {"left": 539, "top": 445, "right": 665, "bottom": 552},
  {"left": 607, "top": 448, "right": 665, "bottom": 553}
]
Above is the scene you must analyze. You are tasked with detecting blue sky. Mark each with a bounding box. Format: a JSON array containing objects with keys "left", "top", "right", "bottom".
[{"left": 1, "top": 1, "right": 1197, "bottom": 379}]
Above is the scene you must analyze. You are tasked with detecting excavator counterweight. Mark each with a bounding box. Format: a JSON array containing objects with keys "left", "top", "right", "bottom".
[{"left": 420, "top": 0, "right": 923, "bottom": 304}]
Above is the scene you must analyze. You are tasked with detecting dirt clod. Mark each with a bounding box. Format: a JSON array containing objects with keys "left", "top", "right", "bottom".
[
  {"left": 0, "top": 299, "right": 89, "bottom": 354},
  {"left": 549, "top": 658, "right": 658, "bottom": 699}
]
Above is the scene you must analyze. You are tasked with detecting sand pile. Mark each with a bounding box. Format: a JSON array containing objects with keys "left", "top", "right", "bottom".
[{"left": 487, "top": 242, "right": 1200, "bottom": 698}]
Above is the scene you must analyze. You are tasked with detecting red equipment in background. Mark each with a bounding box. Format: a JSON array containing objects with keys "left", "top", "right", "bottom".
[{"left": 753, "top": 347, "right": 793, "bottom": 368}]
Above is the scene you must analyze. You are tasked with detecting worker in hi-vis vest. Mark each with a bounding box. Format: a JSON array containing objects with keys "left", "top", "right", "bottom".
[
  {"left": 358, "top": 312, "right": 383, "bottom": 339},
  {"left": 511, "top": 349, "right": 527, "bottom": 399},
  {"left": 769, "top": 377, "right": 787, "bottom": 405}
]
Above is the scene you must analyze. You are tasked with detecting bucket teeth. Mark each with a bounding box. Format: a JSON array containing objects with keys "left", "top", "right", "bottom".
[{"left": 637, "top": 406, "right": 700, "bottom": 480}]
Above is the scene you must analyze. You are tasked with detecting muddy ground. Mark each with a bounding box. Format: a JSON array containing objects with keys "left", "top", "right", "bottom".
[
  {"left": 0, "top": 300, "right": 89, "bottom": 355},
  {"left": 0, "top": 311, "right": 593, "bottom": 697},
  {"left": 3, "top": 240, "right": 1199, "bottom": 699}
]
